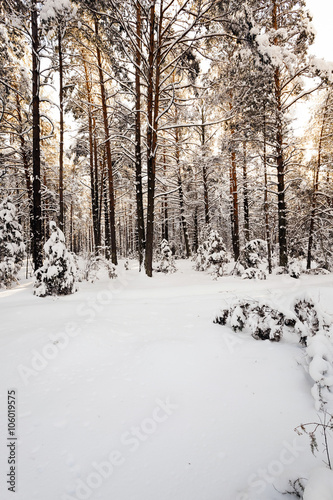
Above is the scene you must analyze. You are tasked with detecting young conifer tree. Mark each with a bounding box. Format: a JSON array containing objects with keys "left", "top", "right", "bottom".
[
  {"left": 34, "top": 221, "right": 77, "bottom": 297},
  {"left": 0, "top": 198, "right": 25, "bottom": 288}
]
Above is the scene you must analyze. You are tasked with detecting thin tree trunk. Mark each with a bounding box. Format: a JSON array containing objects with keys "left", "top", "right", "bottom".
[
  {"left": 95, "top": 18, "right": 117, "bottom": 265},
  {"left": 228, "top": 98, "right": 240, "bottom": 260},
  {"left": 263, "top": 108, "right": 272, "bottom": 274},
  {"left": 16, "top": 94, "right": 34, "bottom": 242},
  {"left": 102, "top": 156, "right": 111, "bottom": 261},
  {"left": 307, "top": 93, "right": 329, "bottom": 269},
  {"left": 201, "top": 110, "right": 210, "bottom": 224},
  {"left": 193, "top": 205, "right": 199, "bottom": 253},
  {"left": 31, "top": 0, "right": 43, "bottom": 270},
  {"left": 175, "top": 127, "right": 191, "bottom": 257},
  {"left": 161, "top": 147, "right": 169, "bottom": 241},
  {"left": 135, "top": 0, "right": 145, "bottom": 269},
  {"left": 230, "top": 148, "right": 240, "bottom": 260},
  {"left": 242, "top": 142, "right": 250, "bottom": 242},
  {"left": 58, "top": 27, "right": 65, "bottom": 232},
  {"left": 145, "top": 0, "right": 162, "bottom": 276},
  {"left": 83, "top": 57, "right": 101, "bottom": 253},
  {"left": 273, "top": 0, "right": 288, "bottom": 267}
]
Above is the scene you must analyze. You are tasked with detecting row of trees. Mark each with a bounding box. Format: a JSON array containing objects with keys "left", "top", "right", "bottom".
[{"left": 0, "top": 0, "right": 332, "bottom": 279}]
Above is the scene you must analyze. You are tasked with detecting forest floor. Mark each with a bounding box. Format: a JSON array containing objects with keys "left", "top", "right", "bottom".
[{"left": 1, "top": 259, "right": 333, "bottom": 500}]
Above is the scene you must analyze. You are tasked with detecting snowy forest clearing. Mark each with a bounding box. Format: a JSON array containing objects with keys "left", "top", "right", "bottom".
[{"left": 1, "top": 261, "right": 333, "bottom": 500}]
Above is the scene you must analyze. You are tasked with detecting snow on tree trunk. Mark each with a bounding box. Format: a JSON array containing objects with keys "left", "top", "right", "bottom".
[
  {"left": 0, "top": 198, "right": 25, "bottom": 288},
  {"left": 34, "top": 221, "right": 77, "bottom": 297}
]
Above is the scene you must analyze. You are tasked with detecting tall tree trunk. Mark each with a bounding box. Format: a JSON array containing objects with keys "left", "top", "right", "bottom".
[
  {"left": 16, "top": 94, "right": 34, "bottom": 241},
  {"left": 31, "top": 0, "right": 43, "bottom": 270},
  {"left": 273, "top": 0, "right": 288, "bottom": 267},
  {"left": 228, "top": 98, "right": 240, "bottom": 260},
  {"left": 83, "top": 57, "right": 101, "bottom": 253},
  {"left": 135, "top": 0, "right": 145, "bottom": 269},
  {"left": 145, "top": 0, "right": 162, "bottom": 276},
  {"left": 242, "top": 142, "right": 250, "bottom": 242},
  {"left": 201, "top": 110, "right": 210, "bottom": 224},
  {"left": 230, "top": 147, "right": 240, "bottom": 260},
  {"left": 58, "top": 27, "right": 65, "bottom": 232},
  {"left": 193, "top": 205, "right": 199, "bottom": 253},
  {"left": 95, "top": 18, "right": 117, "bottom": 265},
  {"left": 175, "top": 127, "right": 191, "bottom": 257},
  {"left": 307, "top": 93, "right": 329, "bottom": 269},
  {"left": 263, "top": 108, "right": 272, "bottom": 274},
  {"left": 161, "top": 147, "right": 169, "bottom": 241},
  {"left": 102, "top": 157, "right": 111, "bottom": 261}
]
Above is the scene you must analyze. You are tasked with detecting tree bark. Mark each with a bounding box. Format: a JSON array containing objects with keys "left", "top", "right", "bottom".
[
  {"left": 263, "top": 107, "right": 272, "bottom": 274},
  {"left": 95, "top": 18, "right": 117, "bottom": 265},
  {"left": 230, "top": 147, "right": 240, "bottom": 260},
  {"left": 175, "top": 127, "right": 191, "bottom": 257},
  {"left": 242, "top": 142, "right": 250, "bottom": 242},
  {"left": 201, "top": 110, "right": 210, "bottom": 224},
  {"left": 16, "top": 94, "right": 34, "bottom": 241},
  {"left": 58, "top": 27, "right": 65, "bottom": 232},
  {"left": 83, "top": 57, "right": 101, "bottom": 253},
  {"left": 273, "top": 0, "right": 288, "bottom": 267},
  {"left": 31, "top": 0, "right": 43, "bottom": 270},
  {"left": 145, "top": 0, "right": 162, "bottom": 276},
  {"left": 307, "top": 93, "right": 329, "bottom": 269},
  {"left": 135, "top": 0, "right": 145, "bottom": 269}
]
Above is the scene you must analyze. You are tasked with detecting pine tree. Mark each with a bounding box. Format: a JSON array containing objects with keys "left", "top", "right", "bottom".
[
  {"left": 0, "top": 198, "right": 25, "bottom": 288},
  {"left": 195, "top": 229, "right": 229, "bottom": 278},
  {"left": 156, "top": 239, "right": 176, "bottom": 274},
  {"left": 34, "top": 221, "right": 77, "bottom": 297}
]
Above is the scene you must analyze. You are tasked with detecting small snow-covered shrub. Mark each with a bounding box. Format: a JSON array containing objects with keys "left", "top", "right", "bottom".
[
  {"left": 214, "top": 299, "right": 293, "bottom": 341},
  {"left": 288, "top": 259, "right": 304, "bottom": 279},
  {"left": 293, "top": 296, "right": 331, "bottom": 344},
  {"left": 194, "top": 242, "right": 209, "bottom": 271},
  {"left": 0, "top": 197, "right": 25, "bottom": 288},
  {"left": 155, "top": 239, "right": 176, "bottom": 273},
  {"left": 214, "top": 295, "right": 332, "bottom": 345},
  {"left": 306, "top": 267, "right": 330, "bottom": 276},
  {"left": 214, "top": 294, "right": 333, "bottom": 410},
  {"left": 194, "top": 230, "right": 229, "bottom": 278},
  {"left": 241, "top": 267, "right": 267, "bottom": 280},
  {"left": 81, "top": 253, "right": 117, "bottom": 282},
  {"left": 239, "top": 239, "right": 268, "bottom": 269},
  {"left": 34, "top": 221, "right": 77, "bottom": 297}
]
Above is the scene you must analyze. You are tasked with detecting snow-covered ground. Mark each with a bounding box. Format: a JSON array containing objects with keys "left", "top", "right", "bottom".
[{"left": 1, "top": 259, "right": 333, "bottom": 500}]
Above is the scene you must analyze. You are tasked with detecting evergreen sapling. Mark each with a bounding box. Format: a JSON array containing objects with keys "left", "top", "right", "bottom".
[
  {"left": 0, "top": 197, "right": 25, "bottom": 288},
  {"left": 34, "top": 221, "right": 77, "bottom": 296}
]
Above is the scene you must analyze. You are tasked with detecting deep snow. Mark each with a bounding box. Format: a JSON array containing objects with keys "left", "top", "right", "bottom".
[{"left": 1, "top": 259, "right": 333, "bottom": 500}]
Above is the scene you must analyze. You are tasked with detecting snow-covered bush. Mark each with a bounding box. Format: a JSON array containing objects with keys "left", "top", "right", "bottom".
[
  {"left": 214, "top": 295, "right": 332, "bottom": 345},
  {"left": 34, "top": 221, "right": 77, "bottom": 297},
  {"left": 194, "top": 230, "right": 229, "bottom": 278},
  {"left": 214, "top": 299, "right": 294, "bottom": 341},
  {"left": 241, "top": 267, "right": 267, "bottom": 280},
  {"left": 306, "top": 267, "right": 330, "bottom": 276},
  {"left": 155, "top": 239, "right": 176, "bottom": 273},
  {"left": 0, "top": 197, "right": 25, "bottom": 288},
  {"left": 239, "top": 239, "right": 268, "bottom": 269},
  {"left": 80, "top": 252, "right": 117, "bottom": 282},
  {"left": 215, "top": 294, "right": 333, "bottom": 410},
  {"left": 287, "top": 258, "right": 307, "bottom": 279}
]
